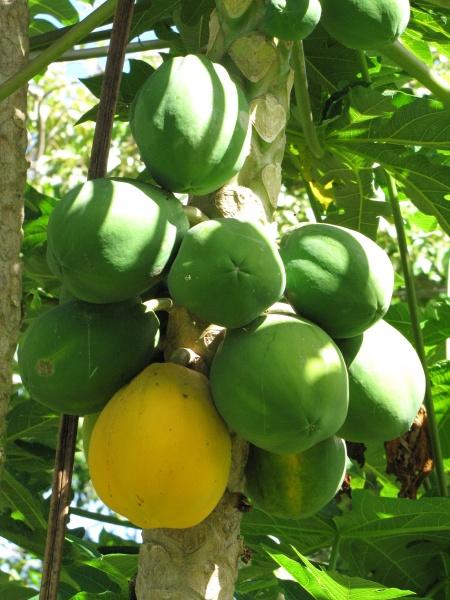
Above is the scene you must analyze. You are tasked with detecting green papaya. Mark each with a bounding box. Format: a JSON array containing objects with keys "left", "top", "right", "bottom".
[
  {"left": 280, "top": 223, "right": 394, "bottom": 339},
  {"left": 335, "top": 320, "right": 425, "bottom": 443},
  {"left": 210, "top": 313, "right": 348, "bottom": 454},
  {"left": 246, "top": 437, "right": 347, "bottom": 519},
  {"left": 18, "top": 299, "right": 159, "bottom": 415},
  {"left": 130, "top": 54, "right": 251, "bottom": 195},
  {"left": 262, "top": 0, "right": 321, "bottom": 41},
  {"left": 47, "top": 178, "right": 188, "bottom": 304},
  {"left": 319, "top": 0, "right": 410, "bottom": 50},
  {"left": 167, "top": 218, "right": 286, "bottom": 329}
]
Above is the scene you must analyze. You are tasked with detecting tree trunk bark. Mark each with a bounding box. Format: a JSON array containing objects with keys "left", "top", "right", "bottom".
[
  {"left": 0, "top": 0, "right": 28, "bottom": 481},
  {"left": 136, "top": 1, "right": 292, "bottom": 597}
]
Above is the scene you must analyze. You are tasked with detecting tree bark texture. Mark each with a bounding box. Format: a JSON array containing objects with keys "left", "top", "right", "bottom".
[
  {"left": 136, "top": 1, "right": 293, "bottom": 598},
  {"left": 0, "top": 1, "right": 28, "bottom": 481}
]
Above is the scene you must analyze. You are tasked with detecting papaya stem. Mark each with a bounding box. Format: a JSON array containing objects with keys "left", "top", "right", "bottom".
[
  {"left": 357, "top": 50, "right": 371, "bottom": 84},
  {"left": 0, "top": 0, "right": 118, "bottom": 103},
  {"left": 381, "top": 40, "right": 450, "bottom": 107},
  {"left": 292, "top": 41, "right": 325, "bottom": 159},
  {"left": 144, "top": 297, "right": 173, "bottom": 313},
  {"left": 384, "top": 171, "right": 447, "bottom": 497},
  {"left": 183, "top": 205, "right": 210, "bottom": 226}
]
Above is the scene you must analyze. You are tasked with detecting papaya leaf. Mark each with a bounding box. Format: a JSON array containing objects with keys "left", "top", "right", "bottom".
[
  {"left": 328, "top": 94, "right": 450, "bottom": 149},
  {"left": 334, "top": 490, "right": 450, "bottom": 595},
  {"left": 29, "top": 18, "right": 57, "bottom": 37},
  {"left": 174, "top": 7, "right": 211, "bottom": 53},
  {"left": 180, "top": 0, "right": 215, "bottom": 26},
  {"left": 131, "top": 0, "right": 181, "bottom": 38},
  {"left": 62, "top": 564, "right": 122, "bottom": 595},
  {"left": 430, "top": 360, "right": 450, "bottom": 463},
  {"left": 241, "top": 506, "right": 337, "bottom": 557},
  {"left": 0, "top": 581, "right": 38, "bottom": 600},
  {"left": 28, "top": 0, "right": 79, "bottom": 25},
  {"left": 0, "top": 470, "right": 47, "bottom": 531},
  {"left": 331, "top": 143, "right": 450, "bottom": 235},
  {"left": 265, "top": 547, "right": 416, "bottom": 599},
  {"left": 68, "top": 593, "right": 124, "bottom": 600}
]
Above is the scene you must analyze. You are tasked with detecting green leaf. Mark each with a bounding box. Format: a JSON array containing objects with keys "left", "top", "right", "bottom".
[
  {"left": 180, "top": 0, "right": 214, "bottom": 26},
  {"left": 241, "top": 507, "right": 337, "bottom": 557},
  {"left": 131, "top": 0, "right": 181, "bottom": 38},
  {"left": 334, "top": 490, "right": 450, "bottom": 595},
  {"left": 431, "top": 360, "right": 450, "bottom": 462},
  {"left": 0, "top": 581, "right": 38, "bottom": 600},
  {"left": 62, "top": 564, "right": 122, "bottom": 594},
  {"left": 266, "top": 548, "right": 416, "bottom": 599},
  {"left": 333, "top": 143, "right": 450, "bottom": 235},
  {"left": 328, "top": 93, "right": 450, "bottom": 149},
  {"left": 0, "top": 470, "right": 47, "bottom": 531},
  {"left": 28, "top": 0, "right": 79, "bottom": 25}
]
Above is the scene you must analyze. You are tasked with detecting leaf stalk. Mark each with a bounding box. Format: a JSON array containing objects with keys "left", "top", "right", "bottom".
[{"left": 384, "top": 171, "right": 447, "bottom": 498}]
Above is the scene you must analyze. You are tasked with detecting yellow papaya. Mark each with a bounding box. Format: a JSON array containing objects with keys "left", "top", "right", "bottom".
[{"left": 88, "top": 363, "right": 231, "bottom": 529}]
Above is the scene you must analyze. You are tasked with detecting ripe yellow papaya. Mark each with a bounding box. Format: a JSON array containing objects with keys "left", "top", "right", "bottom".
[{"left": 88, "top": 363, "right": 231, "bottom": 529}]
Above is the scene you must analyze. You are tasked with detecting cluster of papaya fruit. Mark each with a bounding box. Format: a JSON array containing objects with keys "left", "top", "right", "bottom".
[{"left": 18, "top": 0, "right": 424, "bottom": 529}]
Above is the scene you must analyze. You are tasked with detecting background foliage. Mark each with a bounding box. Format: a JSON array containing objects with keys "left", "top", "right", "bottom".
[{"left": 1, "top": 0, "right": 449, "bottom": 598}]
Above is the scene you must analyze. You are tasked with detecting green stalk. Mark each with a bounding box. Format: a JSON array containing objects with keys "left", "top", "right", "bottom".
[
  {"left": 35, "top": 39, "right": 170, "bottom": 63},
  {"left": 384, "top": 172, "right": 447, "bottom": 497},
  {"left": 357, "top": 50, "right": 371, "bottom": 84},
  {"left": 381, "top": 40, "right": 450, "bottom": 106},
  {"left": 0, "top": 0, "right": 117, "bottom": 103},
  {"left": 70, "top": 507, "right": 139, "bottom": 528},
  {"left": 328, "top": 536, "right": 340, "bottom": 571},
  {"left": 144, "top": 297, "right": 173, "bottom": 313},
  {"left": 292, "top": 41, "right": 324, "bottom": 159}
]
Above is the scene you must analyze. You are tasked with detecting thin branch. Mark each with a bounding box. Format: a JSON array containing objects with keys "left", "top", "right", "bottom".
[
  {"left": 88, "top": 0, "right": 135, "bottom": 180},
  {"left": 39, "top": 416, "right": 78, "bottom": 600},
  {"left": 0, "top": 0, "right": 118, "bottom": 103},
  {"left": 39, "top": 2, "right": 136, "bottom": 599},
  {"left": 357, "top": 50, "right": 371, "bottom": 84},
  {"left": 384, "top": 171, "right": 447, "bottom": 498}
]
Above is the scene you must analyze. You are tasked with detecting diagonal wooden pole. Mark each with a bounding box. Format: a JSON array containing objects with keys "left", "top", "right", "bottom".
[{"left": 39, "top": 2, "right": 136, "bottom": 598}]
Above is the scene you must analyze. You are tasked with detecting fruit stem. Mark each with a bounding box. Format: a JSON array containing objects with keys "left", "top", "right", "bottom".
[
  {"left": 357, "top": 50, "right": 371, "bottom": 84},
  {"left": 384, "top": 171, "right": 447, "bottom": 497},
  {"left": 0, "top": 0, "right": 118, "bottom": 103},
  {"left": 381, "top": 40, "right": 450, "bottom": 107},
  {"left": 292, "top": 41, "right": 325, "bottom": 159},
  {"left": 183, "top": 205, "right": 210, "bottom": 226},
  {"left": 144, "top": 297, "right": 173, "bottom": 313}
]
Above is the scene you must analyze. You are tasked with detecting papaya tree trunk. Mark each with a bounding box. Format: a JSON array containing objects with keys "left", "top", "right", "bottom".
[
  {"left": 0, "top": 0, "right": 28, "bottom": 482},
  {"left": 135, "top": 1, "right": 292, "bottom": 598}
]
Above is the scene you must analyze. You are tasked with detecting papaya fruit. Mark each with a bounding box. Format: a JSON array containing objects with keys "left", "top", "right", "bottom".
[
  {"left": 88, "top": 362, "right": 231, "bottom": 529},
  {"left": 262, "top": 0, "right": 321, "bottom": 41},
  {"left": 210, "top": 313, "right": 348, "bottom": 454},
  {"left": 319, "top": 0, "right": 410, "bottom": 50},
  {"left": 280, "top": 223, "right": 394, "bottom": 339},
  {"left": 18, "top": 299, "right": 159, "bottom": 415},
  {"left": 168, "top": 218, "right": 286, "bottom": 328},
  {"left": 130, "top": 54, "right": 251, "bottom": 195},
  {"left": 335, "top": 319, "right": 426, "bottom": 443},
  {"left": 246, "top": 436, "right": 347, "bottom": 519},
  {"left": 47, "top": 178, "right": 188, "bottom": 304}
]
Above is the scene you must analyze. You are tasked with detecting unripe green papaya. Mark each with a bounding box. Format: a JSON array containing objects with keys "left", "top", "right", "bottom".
[
  {"left": 280, "top": 223, "right": 394, "bottom": 339},
  {"left": 167, "top": 218, "right": 286, "bottom": 329},
  {"left": 131, "top": 54, "right": 251, "bottom": 195},
  {"left": 246, "top": 437, "right": 347, "bottom": 519},
  {"left": 319, "top": 0, "right": 410, "bottom": 50},
  {"left": 262, "top": 0, "right": 321, "bottom": 41},
  {"left": 335, "top": 320, "right": 425, "bottom": 443},
  {"left": 210, "top": 313, "right": 348, "bottom": 454},
  {"left": 18, "top": 299, "right": 159, "bottom": 415},
  {"left": 47, "top": 178, "right": 188, "bottom": 304}
]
